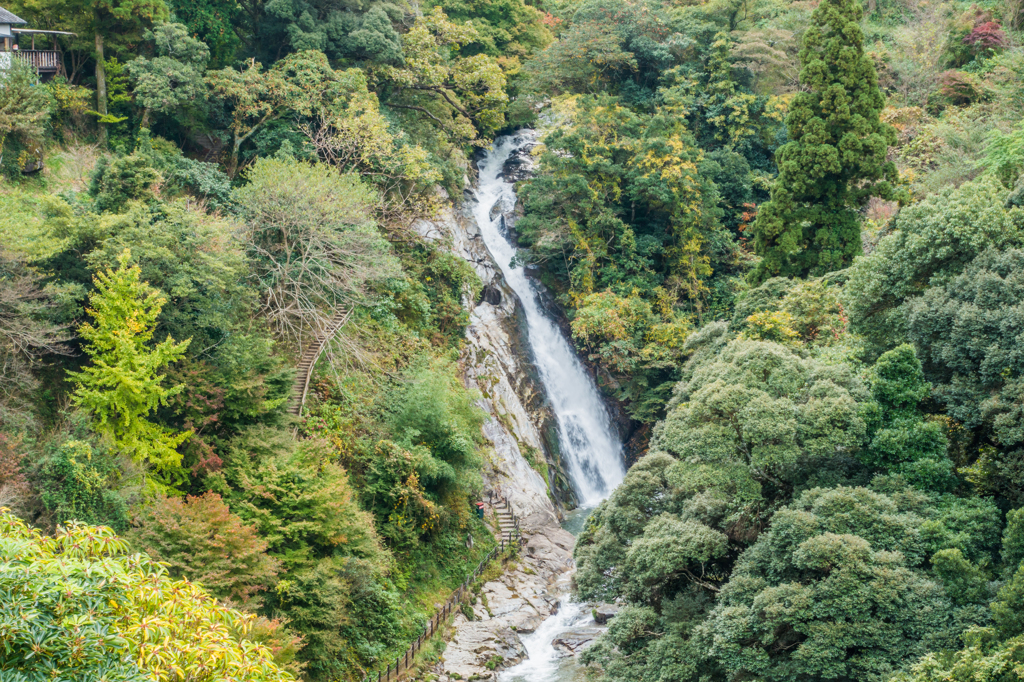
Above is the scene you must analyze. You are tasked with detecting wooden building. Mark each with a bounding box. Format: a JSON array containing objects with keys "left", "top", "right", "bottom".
[{"left": 0, "top": 6, "right": 70, "bottom": 79}]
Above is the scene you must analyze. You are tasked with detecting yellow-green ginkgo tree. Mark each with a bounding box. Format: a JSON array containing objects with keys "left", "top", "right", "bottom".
[{"left": 69, "top": 249, "right": 191, "bottom": 481}]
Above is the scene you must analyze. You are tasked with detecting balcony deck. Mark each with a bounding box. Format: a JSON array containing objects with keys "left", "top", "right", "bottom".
[{"left": 13, "top": 49, "right": 60, "bottom": 73}]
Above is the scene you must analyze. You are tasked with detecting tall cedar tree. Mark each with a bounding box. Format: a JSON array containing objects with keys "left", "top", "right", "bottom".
[{"left": 749, "top": 0, "right": 898, "bottom": 282}]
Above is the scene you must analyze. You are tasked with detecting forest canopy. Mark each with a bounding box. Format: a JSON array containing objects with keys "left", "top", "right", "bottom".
[{"left": 3, "top": 0, "right": 1024, "bottom": 678}]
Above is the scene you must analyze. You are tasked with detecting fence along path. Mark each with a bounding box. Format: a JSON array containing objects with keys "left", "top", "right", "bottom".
[
  {"left": 289, "top": 311, "right": 526, "bottom": 681},
  {"left": 288, "top": 310, "right": 352, "bottom": 417},
  {"left": 360, "top": 496, "right": 524, "bottom": 682}
]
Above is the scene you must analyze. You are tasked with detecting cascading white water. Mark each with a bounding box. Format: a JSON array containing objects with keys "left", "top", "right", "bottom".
[
  {"left": 473, "top": 131, "right": 626, "bottom": 507},
  {"left": 501, "top": 600, "right": 591, "bottom": 682}
]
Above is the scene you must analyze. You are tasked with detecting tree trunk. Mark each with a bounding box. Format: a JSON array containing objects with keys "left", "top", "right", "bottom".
[
  {"left": 140, "top": 108, "right": 150, "bottom": 130},
  {"left": 228, "top": 135, "right": 242, "bottom": 178},
  {"left": 94, "top": 24, "right": 107, "bottom": 148}
]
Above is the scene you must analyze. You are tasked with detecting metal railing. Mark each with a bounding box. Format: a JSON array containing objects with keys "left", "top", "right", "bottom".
[{"left": 359, "top": 497, "right": 524, "bottom": 682}]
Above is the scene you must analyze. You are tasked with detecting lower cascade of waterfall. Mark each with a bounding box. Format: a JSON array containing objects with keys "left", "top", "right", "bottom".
[
  {"left": 473, "top": 131, "right": 626, "bottom": 508},
  {"left": 473, "top": 132, "right": 626, "bottom": 680},
  {"left": 500, "top": 600, "right": 592, "bottom": 682}
]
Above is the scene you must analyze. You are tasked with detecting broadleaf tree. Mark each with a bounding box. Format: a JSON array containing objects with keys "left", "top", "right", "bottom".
[{"left": 68, "top": 249, "right": 191, "bottom": 480}]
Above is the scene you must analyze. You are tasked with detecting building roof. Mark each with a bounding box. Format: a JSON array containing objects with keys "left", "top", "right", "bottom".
[{"left": 0, "top": 7, "right": 27, "bottom": 24}]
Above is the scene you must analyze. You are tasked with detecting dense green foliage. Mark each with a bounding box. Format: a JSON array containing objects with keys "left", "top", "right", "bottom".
[
  {"left": 6, "top": 0, "right": 1024, "bottom": 677},
  {"left": 560, "top": 0, "right": 1024, "bottom": 673},
  {"left": 2, "top": 30, "right": 502, "bottom": 672},
  {"left": 749, "top": 0, "right": 898, "bottom": 280}
]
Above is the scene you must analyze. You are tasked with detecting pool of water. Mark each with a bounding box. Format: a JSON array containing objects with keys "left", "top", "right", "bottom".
[{"left": 560, "top": 505, "right": 597, "bottom": 537}]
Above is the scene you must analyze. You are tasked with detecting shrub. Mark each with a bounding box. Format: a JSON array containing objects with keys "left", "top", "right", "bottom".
[
  {"left": 702, "top": 487, "right": 956, "bottom": 682},
  {"left": 0, "top": 511, "right": 294, "bottom": 681},
  {"left": 38, "top": 440, "right": 133, "bottom": 532},
  {"left": 129, "top": 492, "right": 281, "bottom": 606}
]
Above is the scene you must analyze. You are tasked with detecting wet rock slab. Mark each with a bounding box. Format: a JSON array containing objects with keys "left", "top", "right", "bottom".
[
  {"left": 551, "top": 627, "right": 603, "bottom": 657},
  {"left": 499, "top": 145, "right": 536, "bottom": 183}
]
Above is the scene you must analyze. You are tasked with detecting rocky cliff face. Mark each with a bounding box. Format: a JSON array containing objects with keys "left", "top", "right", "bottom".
[
  {"left": 413, "top": 186, "right": 572, "bottom": 527},
  {"left": 411, "top": 179, "right": 583, "bottom": 679}
]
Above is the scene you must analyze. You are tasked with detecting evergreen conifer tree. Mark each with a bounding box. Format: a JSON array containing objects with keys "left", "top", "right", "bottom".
[{"left": 749, "top": 0, "right": 898, "bottom": 282}]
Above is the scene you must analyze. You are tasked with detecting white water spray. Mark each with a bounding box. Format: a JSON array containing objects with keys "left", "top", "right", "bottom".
[
  {"left": 473, "top": 131, "right": 626, "bottom": 507},
  {"left": 501, "top": 601, "right": 590, "bottom": 682}
]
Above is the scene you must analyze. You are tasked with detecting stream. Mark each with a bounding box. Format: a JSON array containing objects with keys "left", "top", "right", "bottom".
[{"left": 471, "top": 131, "right": 627, "bottom": 681}]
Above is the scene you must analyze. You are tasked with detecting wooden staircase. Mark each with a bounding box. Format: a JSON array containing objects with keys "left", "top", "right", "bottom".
[{"left": 288, "top": 310, "right": 352, "bottom": 417}]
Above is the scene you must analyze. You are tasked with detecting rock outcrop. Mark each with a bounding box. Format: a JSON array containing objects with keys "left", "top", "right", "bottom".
[
  {"left": 411, "top": 179, "right": 585, "bottom": 680},
  {"left": 413, "top": 189, "right": 564, "bottom": 527}
]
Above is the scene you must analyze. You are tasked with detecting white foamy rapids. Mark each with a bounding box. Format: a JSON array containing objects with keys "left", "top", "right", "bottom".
[
  {"left": 499, "top": 600, "right": 590, "bottom": 682},
  {"left": 473, "top": 132, "right": 626, "bottom": 507}
]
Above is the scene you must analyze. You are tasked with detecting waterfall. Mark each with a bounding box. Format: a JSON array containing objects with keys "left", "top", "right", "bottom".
[
  {"left": 502, "top": 600, "right": 590, "bottom": 682},
  {"left": 473, "top": 131, "right": 626, "bottom": 508}
]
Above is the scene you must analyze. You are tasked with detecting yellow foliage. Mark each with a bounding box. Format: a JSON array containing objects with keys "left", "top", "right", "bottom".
[
  {"left": 742, "top": 310, "right": 800, "bottom": 344},
  {"left": 0, "top": 512, "right": 294, "bottom": 681}
]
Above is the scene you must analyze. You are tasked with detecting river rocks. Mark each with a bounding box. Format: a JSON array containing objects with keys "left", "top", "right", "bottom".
[
  {"left": 499, "top": 144, "right": 537, "bottom": 183},
  {"left": 444, "top": 621, "right": 527, "bottom": 678},
  {"left": 438, "top": 548, "right": 575, "bottom": 680},
  {"left": 522, "top": 526, "right": 575, "bottom": 574},
  {"left": 515, "top": 615, "right": 545, "bottom": 634},
  {"left": 551, "top": 628, "right": 603, "bottom": 657},
  {"left": 593, "top": 604, "right": 620, "bottom": 625}
]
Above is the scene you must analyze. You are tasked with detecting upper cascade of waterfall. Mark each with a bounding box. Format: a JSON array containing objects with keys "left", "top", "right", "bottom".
[{"left": 473, "top": 131, "right": 626, "bottom": 507}]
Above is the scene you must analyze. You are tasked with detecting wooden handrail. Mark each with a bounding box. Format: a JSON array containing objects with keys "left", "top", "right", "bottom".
[
  {"left": 358, "top": 501, "right": 522, "bottom": 682},
  {"left": 288, "top": 310, "right": 352, "bottom": 417}
]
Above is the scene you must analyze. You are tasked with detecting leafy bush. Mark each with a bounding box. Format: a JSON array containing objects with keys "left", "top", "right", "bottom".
[
  {"left": 654, "top": 338, "right": 872, "bottom": 493},
  {"left": 571, "top": 289, "right": 691, "bottom": 420},
  {"left": 863, "top": 345, "right": 953, "bottom": 491},
  {"left": 844, "top": 176, "right": 1024, "bottom": 354},
  {"left": 209, "top": 427, "right": 387, "bottom": 571},
  {"left": 38, "top": 440, "right": 133, "bottom": 532},
  {"left": 129, "top": 491, "right": 281, "bottom": 606},
  {"left": 0, "top": 511, "right": 294, "bottom": 681},
  {"left": 702, "top": 487, "right": 956, "bottom": 682},
  {"left": 88, "top": 153, "right": 161, "bottom": 212},
  {"left": 0, "top": 57, "right": 52, "bottom": 176}
]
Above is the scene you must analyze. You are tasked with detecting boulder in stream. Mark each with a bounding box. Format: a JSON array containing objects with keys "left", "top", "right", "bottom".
[
  {"left": 551, "top": 627, "right": 603, "bottom": 657},
  {"left": 593, "top": 604, "right": 620, "bottom": 625}
]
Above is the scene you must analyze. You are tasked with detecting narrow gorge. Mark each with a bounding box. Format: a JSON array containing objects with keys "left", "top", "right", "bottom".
[{"left": 414, "top": 131, "right": 629, "bottom": 681}]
